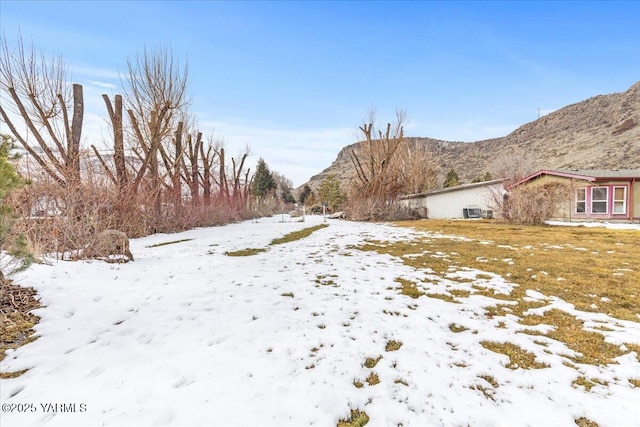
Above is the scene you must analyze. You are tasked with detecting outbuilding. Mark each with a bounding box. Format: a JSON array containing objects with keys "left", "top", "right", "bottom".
[{"left": 399, "top": 179, "right": 506, "bottom": 219}]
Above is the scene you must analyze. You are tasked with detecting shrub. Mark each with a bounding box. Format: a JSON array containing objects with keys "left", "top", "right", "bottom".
[
  {"left": 493, "top": 182, "right": 570, "bottom": 225},
  {"left": 1, "top": 134, "right": 33, "bottom": 276}
]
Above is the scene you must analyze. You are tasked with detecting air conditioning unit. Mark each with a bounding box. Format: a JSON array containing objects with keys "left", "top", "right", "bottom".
[{"left": 463, "top": 208, "right": 482, "bottom": 218}]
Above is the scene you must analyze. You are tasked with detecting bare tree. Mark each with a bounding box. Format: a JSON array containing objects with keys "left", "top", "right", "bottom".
[
  {"left": 92, "top": 94, "right": 128, "bottom": 192},
  {"left": 490, "top": 149, "right": 534, "bottom": 186},
  {"left": 214, "top": 144, "right": 252, "bottom": 208},
  {"left": 122, "top": 45, "right": 190, "bottom": 217},
  {"left": 230, "top": 147, "right": 252, "bottom": 209},
  {"left": 181, "top": 128, "right": 203, "bottom": 206},
  {"left": 0, "top": 34, "right": 84, "bottom": 188},
  {"left": 199, "top": 134, "right": 220, "bottom": 206},
  {"left": 349, "top": 109, "right": 406, "bottom": 200},
  {"left": 395, "top": 143, "right": 438, "bottom": 194},
  {"left": 347, "top": 109, "right": 410, "bottom": 219}
]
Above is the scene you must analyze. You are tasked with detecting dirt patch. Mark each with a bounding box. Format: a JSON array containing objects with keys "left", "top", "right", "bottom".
[{"left": 0, "top": 275, "right": 40, "bottom": 372}]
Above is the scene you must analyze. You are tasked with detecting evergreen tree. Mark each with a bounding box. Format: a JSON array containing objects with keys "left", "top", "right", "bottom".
[
  {"left": 281, "top": 186, "right": 296, "bottom": 204},
  {"left": 299, "top": 184, "right": 312, "bottom": 205},
  {"left": 318, "top": 174, "right": 346, "bottom": 211},
  {"left": 443, "top": 168, "right": 461, "bottom": 188},
  {"left": 1, "top": 135, "right": 23, "bottom": 245},
  {"left": 272, "top": 172, "right": 296, "bottom": 204},
  {"left": 472, "top": 172, "right": 493, "bottom": 183},
  {"left": 251, "top": 158, "right": 276, "bottom": 198},
  {"left": 1, "top": 134, "right": 34, "bottom": 276},
  {"left": 0, "top": 135, "right": 22, "bottom": 202}
]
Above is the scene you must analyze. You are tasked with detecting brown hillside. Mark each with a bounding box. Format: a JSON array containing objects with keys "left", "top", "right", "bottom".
[{"left": 302, "top": 81, "right": 640, "bottom": 193}]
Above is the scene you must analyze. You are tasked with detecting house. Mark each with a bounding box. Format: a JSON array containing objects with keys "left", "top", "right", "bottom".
[
  {"left": 511, "top": 169, "right": 640, "bottom": 222},
  {"left": 399, "top": 179, "right": 506, "bottom": 219}
]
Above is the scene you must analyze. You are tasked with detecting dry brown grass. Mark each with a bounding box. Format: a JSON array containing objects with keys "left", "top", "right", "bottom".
[
  {"left": 337, "top": 409, "right": 370, "bottom": 427},
  {"left": 519, "top": 309, "right": 625, "bottom": 365},
  {"left": 470, "top": 374, "right": 500, "bottom": 401},
  {"left": 364, "top": 355, "right": 382, "bottom": 368},
  {"left": 385, "top": 340, "right": 403, "bottom": 352},
  {"left": 449, "top": 323, "right": 470, "bottom": 333},
  {"left": 269, "top": 224, "right": 328, "bottom": 245},
  {"left": 365, "top": 372, "right": 380, "bottom": 386},
  {"left": 0, "top": 278, "right": 40, "bottom": 376},
  {"left": 354, "top": 219, "right": 640, "bottom": 367},
  {"left": 572, "top": 376, "right": 608, "bottom": 392},
  {"left": 481, "top": 341, "right": 549, "bottom": 369},
  {"left": 224, "top": 248, "right": 267, "bottom": 257},
  {"left": 396, "top": 220, "right": 640, "bottom": 321},
  {"left": 147, "top": 238, "right": 194, "bottom": 248},
  {"left": 626, "top": 343, "right": 640, "bottom": 362},
  {"left": 395, "top": 277, "right": 424, "bottom": 299},
  {"left": 575, "top": 417, "right": 600, "bottom": 427}
]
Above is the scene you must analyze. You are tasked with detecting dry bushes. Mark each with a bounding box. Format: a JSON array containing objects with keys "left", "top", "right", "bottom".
[
  {"left": 7, "top": 173, "right": 253, "bottom": 259},
  {"left": 346, "top": 110, "right": 437, "bottom": 221},
  {"left": 0, "top": 275, "right": 40, "bottom": 368},
  {"left": 345, "top": 196, "right": 424, "bottom": 222},
  {"left": 487, "top": 151, "right": 569, "bottom": 225},
  {"left": 492, "top": 182, "right": 570, "bottom": 225},
  {"left": 86, "top": 230, "right": 133, "bottom": 262},
  {"left": 2, "top": 39, "right": 258, "bottom": 262}
]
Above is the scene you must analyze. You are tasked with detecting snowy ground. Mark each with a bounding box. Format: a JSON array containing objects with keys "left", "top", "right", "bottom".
[
  {"left": 546, "top": 220, "right": 640, "bottom": 231},
  {"left": 1, "top": 215, "right": 639, "bottom": 427}
]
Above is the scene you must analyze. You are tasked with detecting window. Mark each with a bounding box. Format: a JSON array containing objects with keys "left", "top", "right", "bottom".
[
  {"left": 575, "top": 188, "right": 586, "bottom": 213},
  {"left": 591, "top": 187, "right": 608, "bottom": 214},
  {"left": 613, "top": 186, "right": 627, "bottom": 214}
]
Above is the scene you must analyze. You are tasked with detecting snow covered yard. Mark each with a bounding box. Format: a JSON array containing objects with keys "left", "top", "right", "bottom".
[{"left": 1, "top": 215, "right": 639, "bottom": 427}]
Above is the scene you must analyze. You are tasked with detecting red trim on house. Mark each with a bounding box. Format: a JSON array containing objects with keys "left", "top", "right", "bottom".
[
  {"left": 573, "top": 184, "right": 631, "bottom": 220},
  {"left": 631, "top": 179, "right": 637, "bottom": 220},
  {"left": 511, "top": 170, "right": 640, "bottom": 189},
  {"left": 512, "top": 169, "right": 640, "bottom": 222},
  {"left": 510, "top": 170, "right": 596, "bottom": 188}
]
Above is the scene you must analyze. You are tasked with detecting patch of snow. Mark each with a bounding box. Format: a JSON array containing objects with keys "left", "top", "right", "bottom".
[
  {"left": 524, "top": 290, "right": 548, "bottom": 301},
  {"left": 1, "top": 215, "right": 638, "bottom": 427},
  {"left": 546, "top": 221, "right": 640, "bottom": 231}
]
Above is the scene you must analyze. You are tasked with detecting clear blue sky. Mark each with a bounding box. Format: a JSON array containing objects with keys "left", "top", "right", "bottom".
[{"left": 1, "top": 1, "right": 639, "bottom": 186}]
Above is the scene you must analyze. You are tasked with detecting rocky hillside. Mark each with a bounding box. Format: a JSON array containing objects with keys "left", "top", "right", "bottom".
[{"left": 302, "top": 81, "right": 640, "bottom": 193}]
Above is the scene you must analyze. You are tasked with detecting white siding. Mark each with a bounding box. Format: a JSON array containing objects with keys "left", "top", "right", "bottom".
[{"left": 401, "top": 182, "right": 504, "bottom": 219}]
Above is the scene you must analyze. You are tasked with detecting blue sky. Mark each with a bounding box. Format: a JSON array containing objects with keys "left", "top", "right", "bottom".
[{"left": 1, "top": 1, "right": 639, "bottom": 186}]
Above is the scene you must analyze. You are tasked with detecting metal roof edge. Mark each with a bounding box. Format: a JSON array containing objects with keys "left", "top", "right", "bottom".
[{"left": 399, "top": 178, "right": 507, "bottom": 200}]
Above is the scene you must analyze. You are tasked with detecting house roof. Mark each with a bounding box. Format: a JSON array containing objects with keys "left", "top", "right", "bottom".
[
  {"left": 399, "top": 179, "right": 506, "bottom": 200},
  {"left": 511, "top": 169, "right": 640, "bottom": 187}
]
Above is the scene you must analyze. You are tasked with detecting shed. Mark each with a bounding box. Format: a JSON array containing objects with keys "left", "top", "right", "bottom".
[{"left": 399, "top": 179, "right": 506, "bottom": 219}]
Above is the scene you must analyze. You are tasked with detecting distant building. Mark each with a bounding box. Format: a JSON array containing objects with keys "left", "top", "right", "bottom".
[
  {"left": 399, "top": 179, "right": 506, "bottom": 219},
  {"left": 511, "top": 169, "right": 640, "bottom": 222}
]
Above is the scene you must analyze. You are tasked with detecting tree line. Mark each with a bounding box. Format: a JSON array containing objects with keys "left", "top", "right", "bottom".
[{"left": 0, "top": 35, "right": 295, "bottom": 261}]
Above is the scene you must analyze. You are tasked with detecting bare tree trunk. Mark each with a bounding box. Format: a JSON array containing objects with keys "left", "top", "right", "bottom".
[
  {"left": 0, "top": 36, "right": 84, "bottom": 189},
  {"left": 231, "top": 152, "right": 248, "bottom": 209},
  {"left": 66, "top": 83, "right": 84, "bottom": 186},
  {"left": 199, "top": 142, "right": 216, "bottom": 206},
  {"left": 347, "top": 110, "right": 408, "bottom": 220},
  {"left": 102, "top": 94, "right": 128, "bottom": 191},
  {"left": 122, "top": 45, "right": 190, "bottom": 229},
  {"left": 171, "top": 121, "right": 184, "bottom": 213},
  {"left": 182, "top": 131, "right": 202, "bottom": 206},
  {"left": 218, "top": 147, "right": 230, "bottom": 200}
]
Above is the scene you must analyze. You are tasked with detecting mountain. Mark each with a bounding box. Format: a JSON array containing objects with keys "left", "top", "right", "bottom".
[{"left": 301, "top": 81, "right": 640, "bottom": 193}]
